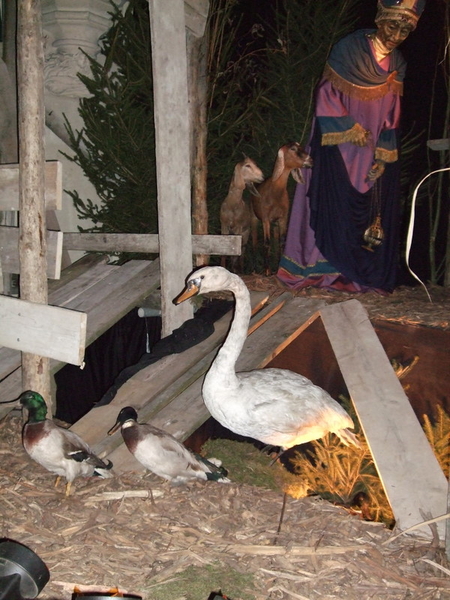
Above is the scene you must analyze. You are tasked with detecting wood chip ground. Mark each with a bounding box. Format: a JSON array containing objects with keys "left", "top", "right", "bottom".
[{"left": 1, "top": 414, "right": 449, "bottom": 600}]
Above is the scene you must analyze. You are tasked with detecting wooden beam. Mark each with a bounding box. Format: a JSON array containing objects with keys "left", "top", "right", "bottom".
[
  {"left": 0, "top": 226, "right": 63, "bottom": 278},
  {"left": 17, "top": 0, "right": 51, "bottom": 401},
  {"left": 0, "top": 294, "right": 87, "bottom": 365},
  {"left": 148, "top": 0, "right": 193, "bottom": 337},
  {"left": 320, "top": 299, "right": 448, "bottom": 540},
  {"left": 0, "top": 160, "right": 62, "bottom": 211},
  {"left": 63, "top": 232, "right": 242, "bottom": 256}
]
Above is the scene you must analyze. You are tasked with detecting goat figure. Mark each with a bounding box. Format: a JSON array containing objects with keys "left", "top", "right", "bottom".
[
  {"left": 220, "top": 157, "right": 264, "bottom": 272},
  {"left": 251, "top": 142, "right": 313, "bottom": 275}
]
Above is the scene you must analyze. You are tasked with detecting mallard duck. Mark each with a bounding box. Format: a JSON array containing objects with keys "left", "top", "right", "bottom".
[
  {"left": 108, "top": 406, "right": 230, "bottom": 484},
  {"left": 19, "top": 390, "right": 113, "bottom": 496},
  {"left": 174, "top": 266, "right": 360, "bottom": 453}
]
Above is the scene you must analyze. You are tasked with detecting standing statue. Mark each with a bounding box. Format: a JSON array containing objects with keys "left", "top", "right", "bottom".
[{"left": 277, "top": 0, "right": 426, "bottom": 293}]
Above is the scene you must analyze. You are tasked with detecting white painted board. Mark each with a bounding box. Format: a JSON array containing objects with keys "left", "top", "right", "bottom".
[{"left": 0, "top": 294, "right": 87, "bottom": 365}]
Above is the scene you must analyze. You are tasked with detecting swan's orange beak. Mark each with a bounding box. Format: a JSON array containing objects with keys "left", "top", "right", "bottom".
[{"left": 173, "top": 281, "right": 200, "bottom": 305}]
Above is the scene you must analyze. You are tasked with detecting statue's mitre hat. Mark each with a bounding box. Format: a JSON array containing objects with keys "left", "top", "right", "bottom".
[{"left": 375, "top": 0, "right": 426, "bottom": 29}]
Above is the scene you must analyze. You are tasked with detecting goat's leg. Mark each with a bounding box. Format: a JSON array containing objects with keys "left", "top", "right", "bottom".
[
  {"left": 263, "top": 220, "right": 272, "bottom": 276},
  {"left": 273, "top": 220, "right": 283, "bottom": 266},
  {"left": 278, "top": 216, "right": 288, "bottom": 249},
  {"left": 251, "top": 213, "right": 259, "bottom": 249}
]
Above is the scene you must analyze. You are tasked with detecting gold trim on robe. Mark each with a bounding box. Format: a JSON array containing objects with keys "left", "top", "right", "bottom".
[
  {"left": 322, "top": 122, "right": 368, "bottom": 146},
  {"left": 323, "top": 64, "right": 403, "bottom": 101},
  {"left": 375, "top": 147, "right": 398, "bottom": 163}
]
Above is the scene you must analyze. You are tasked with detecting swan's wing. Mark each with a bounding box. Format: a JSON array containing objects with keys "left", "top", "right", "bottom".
[
  {"left": 235, "top": 369, "right": 355, "bottom": 444},
  {"left": 237, "top": 369, "right": 349, "bottom": 420}
]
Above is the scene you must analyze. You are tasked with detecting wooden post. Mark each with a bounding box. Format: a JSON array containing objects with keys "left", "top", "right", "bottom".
[
  {"left": 187, "top": 29, "right": 209, "bottom": 267},
  {"left": 17, "top": 0, "right": 51, "bottom": 406},
  {"left": 0, "top": 0, "right": 19, "bottom": 294},
  {"left": 148, "top": 0, "right": 194, "bottom": 337}
]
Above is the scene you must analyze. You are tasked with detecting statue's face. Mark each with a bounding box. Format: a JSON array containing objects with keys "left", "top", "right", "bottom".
[{"left": 375, "top": 20, "right": 413, "bottom": 52}]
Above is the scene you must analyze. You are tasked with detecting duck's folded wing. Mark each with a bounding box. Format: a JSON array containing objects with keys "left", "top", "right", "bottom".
[{"left": 61, "top": 430, "right": 112, "bottom": 470}]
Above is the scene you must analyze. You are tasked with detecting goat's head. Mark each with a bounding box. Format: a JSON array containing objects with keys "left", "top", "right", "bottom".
[
  {"left": 272, "top": 142, "right": 313, "bottom": 184},
  {"left": 235, "top": 156, "right": 264, "bottom": 196}
]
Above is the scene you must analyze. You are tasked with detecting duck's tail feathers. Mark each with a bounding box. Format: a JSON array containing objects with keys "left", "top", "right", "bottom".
[
  {"left": 336, "top": 429, "right": 361, "bottom": 449},
  {"left": 196, "top": 455, "right": 230, "bottom": 483},
  {"left": 67, "top": 449, "right": 114, "bottom": 477},
  {"left": 93, "top": 459, "right": 114, "bottom": 478}
]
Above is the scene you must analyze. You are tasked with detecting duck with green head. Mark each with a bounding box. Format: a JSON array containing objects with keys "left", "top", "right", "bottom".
[
  {"left": 108, "top": 406, "right": 230, "bottom": 485},
  {"left": 19, "top": 390, "right": 113, "bottom": 496}
]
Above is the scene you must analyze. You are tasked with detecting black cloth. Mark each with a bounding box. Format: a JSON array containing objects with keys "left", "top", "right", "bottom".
[{"left": 95, "top": 299, "right": 233, "bottom": 407}]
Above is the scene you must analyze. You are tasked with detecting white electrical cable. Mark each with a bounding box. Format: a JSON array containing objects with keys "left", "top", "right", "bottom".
[{"left": 405, "top": 167, "right": 450, "bottom": 303}]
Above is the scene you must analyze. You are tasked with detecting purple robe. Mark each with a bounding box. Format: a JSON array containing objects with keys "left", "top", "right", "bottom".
[{"left": 277, "top": 29, "right": 406, "bottom": 293}]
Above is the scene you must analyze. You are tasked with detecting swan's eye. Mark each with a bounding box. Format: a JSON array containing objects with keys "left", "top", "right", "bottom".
[{"left": 189, "top": 277, "right": 202, "bottom": 290}]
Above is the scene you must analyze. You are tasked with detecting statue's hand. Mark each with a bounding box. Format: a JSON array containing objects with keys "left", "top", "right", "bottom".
[
  {"left": 367, "top": 159, "right": 385, "bottom": 181},
  {"left": 352, "top": 128, "right": 370, "bottom": 147}
]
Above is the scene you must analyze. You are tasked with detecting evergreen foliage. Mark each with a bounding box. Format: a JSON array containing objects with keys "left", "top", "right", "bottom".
[{"left": 63, "top": 0, "right": 157, "bottom": 253}]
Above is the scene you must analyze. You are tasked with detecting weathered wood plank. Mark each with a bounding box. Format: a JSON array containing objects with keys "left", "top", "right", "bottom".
[
  {"left": 0, "top": 347, "right": 22, "bottom": 381},
  {"left": 0, "top": 294, "right": 86, "bottom": 365},
  {"left": 72, "top": 291, "right": 271, "bottom": 451},
  {"left": 320, "top": 299, "right": 448, "bottom": 540},
  {"left": 104, "top": 296, "right": 326, "bottom": 473},
  {"left": 0, "top": 160, "right": 62, "bottom": 210},
  {"left": 63, "top": 232, "right": 242, "bottom": 256},
  {"left": 60, "top": 260, "right": 161, "bottom": 344},
  {"left": 149, "top": 0, "right": 193, "bottom": 336},
  {"left": 48, "top": 254, "right": 109, "bottom": 294},
  {"left": 0, "top": 226, "right": 63, "bottom": 278},
  {"left": 48, "top": 261, "right": 119, "bottom": 308}
]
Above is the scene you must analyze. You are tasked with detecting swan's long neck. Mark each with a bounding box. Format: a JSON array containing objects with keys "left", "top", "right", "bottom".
[{"left": 211, "top": 276, "right": 251, "bottom": 377}]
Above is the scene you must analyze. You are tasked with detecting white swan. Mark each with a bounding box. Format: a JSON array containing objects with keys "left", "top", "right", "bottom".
[{"left": 174, "top": 266, "right": 360, "bottom": 451}]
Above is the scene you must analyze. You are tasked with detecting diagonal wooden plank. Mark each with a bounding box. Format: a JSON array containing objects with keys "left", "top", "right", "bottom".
[
  {"left": 61, "top": 259, "right": 161, "bottom": 346},
  {"left": 48, "top": 261, "right": 119, "bottom": 307},
  {"left": 320, "top": 299, "right": 447, "bottom": 540}
]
